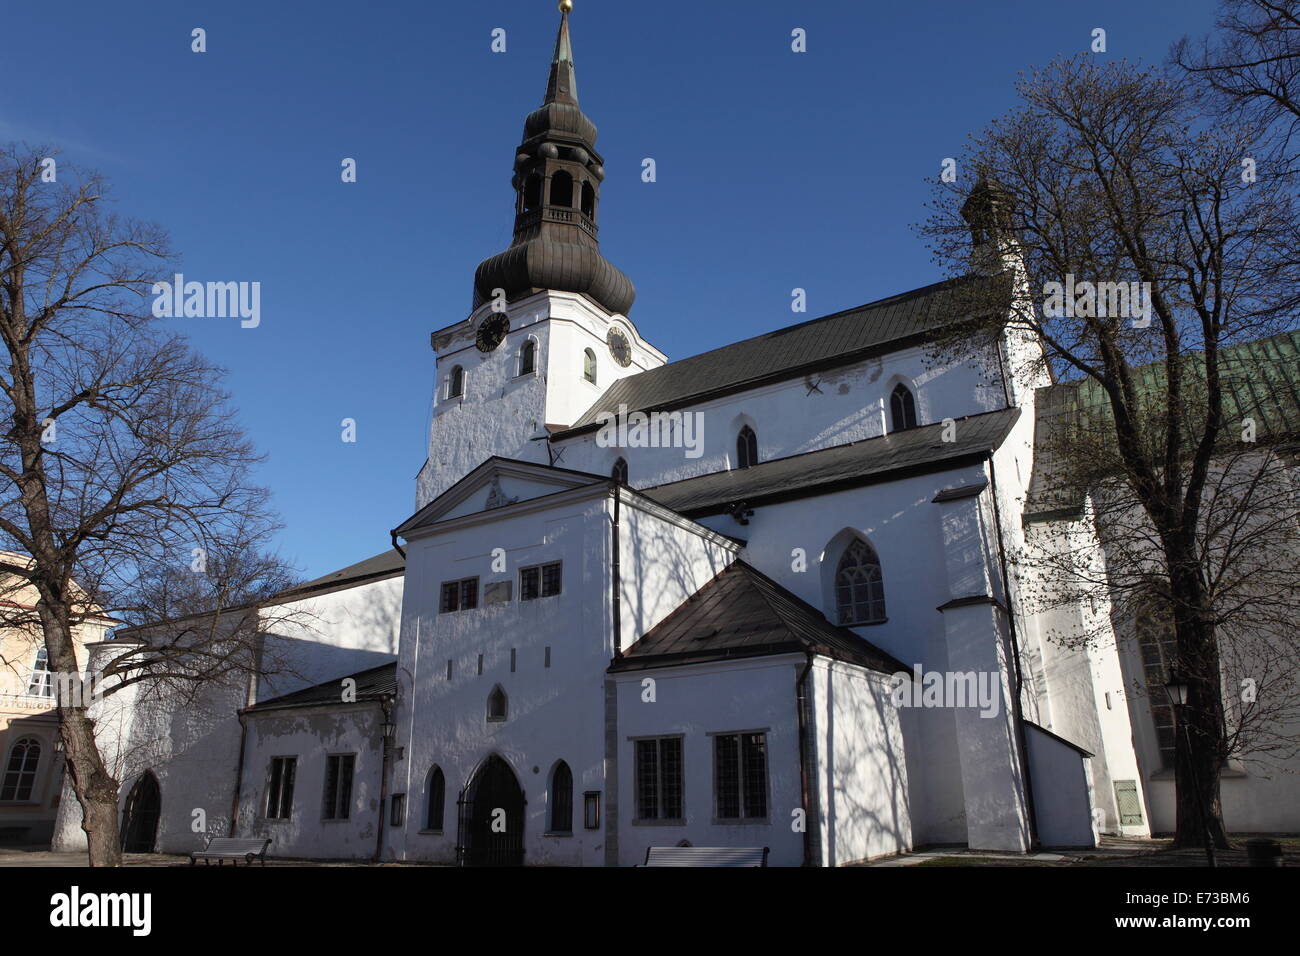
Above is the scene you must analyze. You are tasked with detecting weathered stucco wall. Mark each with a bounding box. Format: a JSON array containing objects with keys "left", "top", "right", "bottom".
[{"left": 237, "top": 703, "right": 384, "bottom": 860}]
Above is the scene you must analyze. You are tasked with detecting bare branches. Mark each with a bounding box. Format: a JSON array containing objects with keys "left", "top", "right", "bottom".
[
  {"left": 0, "top": 143, "right": 299, "bottom": 864},
  {"left": 1173, "top": 0, "right": 1300, "bottom": 157}
]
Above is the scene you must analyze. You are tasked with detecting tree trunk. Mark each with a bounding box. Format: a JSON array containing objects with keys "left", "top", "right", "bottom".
[
  {"left": 1168, "top": 556, "right": 1231, "bottom": 852},
  {"left": 37, "top": 605, "right": 124, "bottom": 866},
  {"left": 60, "top": 708, "right": 123, "bottom": 866}
]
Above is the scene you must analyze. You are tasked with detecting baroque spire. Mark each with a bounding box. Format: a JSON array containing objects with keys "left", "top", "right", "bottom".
[{"left": 472, "top": 1, "right": 636, "bottom": 317}]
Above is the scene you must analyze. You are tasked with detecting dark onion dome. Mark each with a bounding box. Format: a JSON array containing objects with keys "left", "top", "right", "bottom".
[
  {"left": 474, "top": 239, "right": 636, "bottom": 318},
  {"left": 524, "top": 102, "right": 598, "bottom": 145},
  {"left": 471, "top": 4, "right": 636, "bottom": 316}
]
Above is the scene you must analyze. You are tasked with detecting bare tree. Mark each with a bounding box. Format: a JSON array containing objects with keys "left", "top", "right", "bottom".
[
  {"left": 1173, "top": 0, "right": 1300, "bottom": 149},
  {"left": 0, "top": 144, "right": 300, "bottom": 865},
  {"left": 918, "top": 57, "right": 1300, "bottom": 849}
]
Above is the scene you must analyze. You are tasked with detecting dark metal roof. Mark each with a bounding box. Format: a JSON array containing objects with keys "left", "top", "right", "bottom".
[
  {"left": 641, "top": 407, "right": 1020, "bottom": 517},
  {"left": 282, "top": 549, "right": 405, "bottom": 597},
  {"left": 610, "top": 561, "right": 908, "bottom": 675},
  {"left": 558, "top": 272, "right": 1012, "bottom": 435},
  {"left": 1025, "top": 330, "right": 1300, "bottom": 520},
  {"left": 245, "top": 661, "right": 398, "bottom": 714},
  {"left": 471, "top": 8, "right": 635, "bottom": 317},
  {"left": 1025, "top": 720, "right": 1095, "bottom": 759}
]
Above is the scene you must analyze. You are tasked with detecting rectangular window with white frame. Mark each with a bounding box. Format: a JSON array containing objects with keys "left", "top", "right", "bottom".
[{"left": 26, "top": 647, "right": 53, "bottom": 698}]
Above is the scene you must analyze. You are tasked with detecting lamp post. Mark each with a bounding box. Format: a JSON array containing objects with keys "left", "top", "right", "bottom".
[{"left": 1164, "top": 669, "right": 1215, "bottom": 867}]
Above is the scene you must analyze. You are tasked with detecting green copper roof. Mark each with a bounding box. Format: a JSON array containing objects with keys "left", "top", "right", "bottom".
[{"left": 1025, "top": 330, "right": 1300, "bottom": 519}]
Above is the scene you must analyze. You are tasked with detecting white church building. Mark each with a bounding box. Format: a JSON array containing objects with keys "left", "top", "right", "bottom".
[{"left": 51, "top": 7, "right": 1300, "bottom": 866}]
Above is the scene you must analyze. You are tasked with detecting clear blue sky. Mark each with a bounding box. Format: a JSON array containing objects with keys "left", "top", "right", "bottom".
[{"left": 2, "top": 0, "right": 1218, "bottom": 579}]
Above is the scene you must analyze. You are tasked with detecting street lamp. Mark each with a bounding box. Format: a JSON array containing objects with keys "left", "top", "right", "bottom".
[
  {"left": 1163, "top": 669, "right": 1189, "bottom": 707},
  {"left": 1164, "top": 669, "right": 1215, "bottom": 867}
]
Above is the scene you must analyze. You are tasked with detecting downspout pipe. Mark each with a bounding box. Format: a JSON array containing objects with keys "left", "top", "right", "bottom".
[
  {"left": 374, "top": 695, "right": 395, "bottom": 863},
  {"left": 796, "top": 651, "right": 816, "bottom": 866},
  {"left": 611, "top": 483, "right": 622, "bottom": 660},
  {"left": 229, "top": 711, "right": 249, "bottom": 837},
  {"left": 987, "top": 457, "right": 1040, "bottom": 850}
]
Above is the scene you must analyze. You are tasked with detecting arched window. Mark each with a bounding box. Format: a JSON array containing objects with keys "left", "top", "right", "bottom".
[
  {"left": 581, "top": 181, "right": 596, "bottom": 218},
  {"left": 487, "top": 685, "right": 508, "bottom": 721},
  {"left": 611, "top": 457, "right": 628, "bottom": 485},
  {"left": 890, "top": 383, "right": 917, "bottom": 432},
  {"left": 550, "top": 761, "right": 573, "bottom": 833},
  {"left": 425, "top": 766, "right": 445, "bottom": 831},
  {"left": 583, "top": 348, "right": 597, "bottom": 385},
  {"left": 736, "top": 425, "right": 758, "bottom": 469},
  {"left": 519, "top": 339, "right": 536, "bottom": 375},
  {"left": 1135, "top": 598, "right": 1178, "bottom": 770},
  {"left": 523, "top": 173, "right": 542, "bottom": 212},
  {"left": 1, "top": 737, "right": 41, "bottom": 801},
  {"left": 448, "top": 365, "right": 464, "bottom": 399},
  {"left": 550, "top": 170, "right": 574, "bottom": 208},
  {"left": 27, "top": 646, "right": 52, "bottom": 698},
  {"left": 835, "top": 537, "right": 886, "bottom": 625}
]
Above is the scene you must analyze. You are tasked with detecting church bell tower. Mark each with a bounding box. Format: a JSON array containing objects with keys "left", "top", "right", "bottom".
[
  {"left": 417, "top": 2, "right": 663, "bottom": 509},
  {"left": 472, "top": 1, "right": 635, "bottom": 316}
]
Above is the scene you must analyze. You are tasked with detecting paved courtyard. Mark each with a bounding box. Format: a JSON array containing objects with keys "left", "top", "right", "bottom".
[
  {"left": 861, "top": 835, "right": 1299, "bottom": 866},
  {"left": 2, "top": 835, "right": 1293, "bottom": 867}
]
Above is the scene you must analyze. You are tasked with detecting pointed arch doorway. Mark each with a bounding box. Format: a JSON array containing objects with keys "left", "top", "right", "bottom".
[
  {"left": 456, "top": 755, "right": 525, "bottom": 866},
  {"left": 121, "top": 771, "right": 161, "bottom": 853}
]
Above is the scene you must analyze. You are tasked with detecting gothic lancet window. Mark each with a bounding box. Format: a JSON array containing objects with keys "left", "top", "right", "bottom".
[
  {"left": 583, "top": 348, "right": 597, "bottom": 385},
  {"left": 519, "top": 339, "right": 536, "bottom": 375},
  {"left": 425, "top": 766, "right": 445, "bottom": 831},
  {"left": 736, "top": 425, "right": 758, "bottom": 469},
  {"left": 550, "top": 761, "right": 573, "bottom": 833},
  {"left": 835, "top": 538, "right": 886, "bottom": 625},
  {"left": 611, "top": 457, "right": 628, "bottom": 484},
  {"left": 448, "top": 365, "right": 464, "bottom": 399},
  {"left": 1135, "top": 598, "right": 1179, "bottom": 770},
  {"left": 487, "top": 685, "right": 508, "bottom": 722},
  {"left": 890, "top": 383, "right": 917, "bottom": 432}
]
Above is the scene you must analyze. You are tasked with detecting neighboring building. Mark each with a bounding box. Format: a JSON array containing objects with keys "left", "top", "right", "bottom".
[
  {"left": 50, "top": 7, "right": 1298, "bottom": 864},
  {"left": 0, "top": 553, "right": 115, "bottom": 846},
  {"left": 53, "top": 551, "right": 404, "bottom": 855}
]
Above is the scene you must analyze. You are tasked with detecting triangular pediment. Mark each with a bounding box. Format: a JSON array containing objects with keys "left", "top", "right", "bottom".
[{"left": 394, "top": 457, "right": 605, "bottom": 536}]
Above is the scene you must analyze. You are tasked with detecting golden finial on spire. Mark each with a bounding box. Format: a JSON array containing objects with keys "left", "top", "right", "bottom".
[{"left": 559, "top": 0, "right": 573, "bottom": 13}]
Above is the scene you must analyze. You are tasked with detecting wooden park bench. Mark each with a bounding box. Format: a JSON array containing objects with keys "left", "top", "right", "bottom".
[
  {"left": 189, "top": 837, "right": 272, "bottom": 866},
  {"left": 640, "top": 846, "right": 769, "bottom": 867}
]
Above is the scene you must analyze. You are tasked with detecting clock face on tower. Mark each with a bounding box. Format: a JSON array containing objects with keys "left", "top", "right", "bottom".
[
  {"left": 476, "top": 313, "right": 510, "bottom": 352},
  {"left": 607, "top": 328, "right": 632, "bottom": 367}
]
